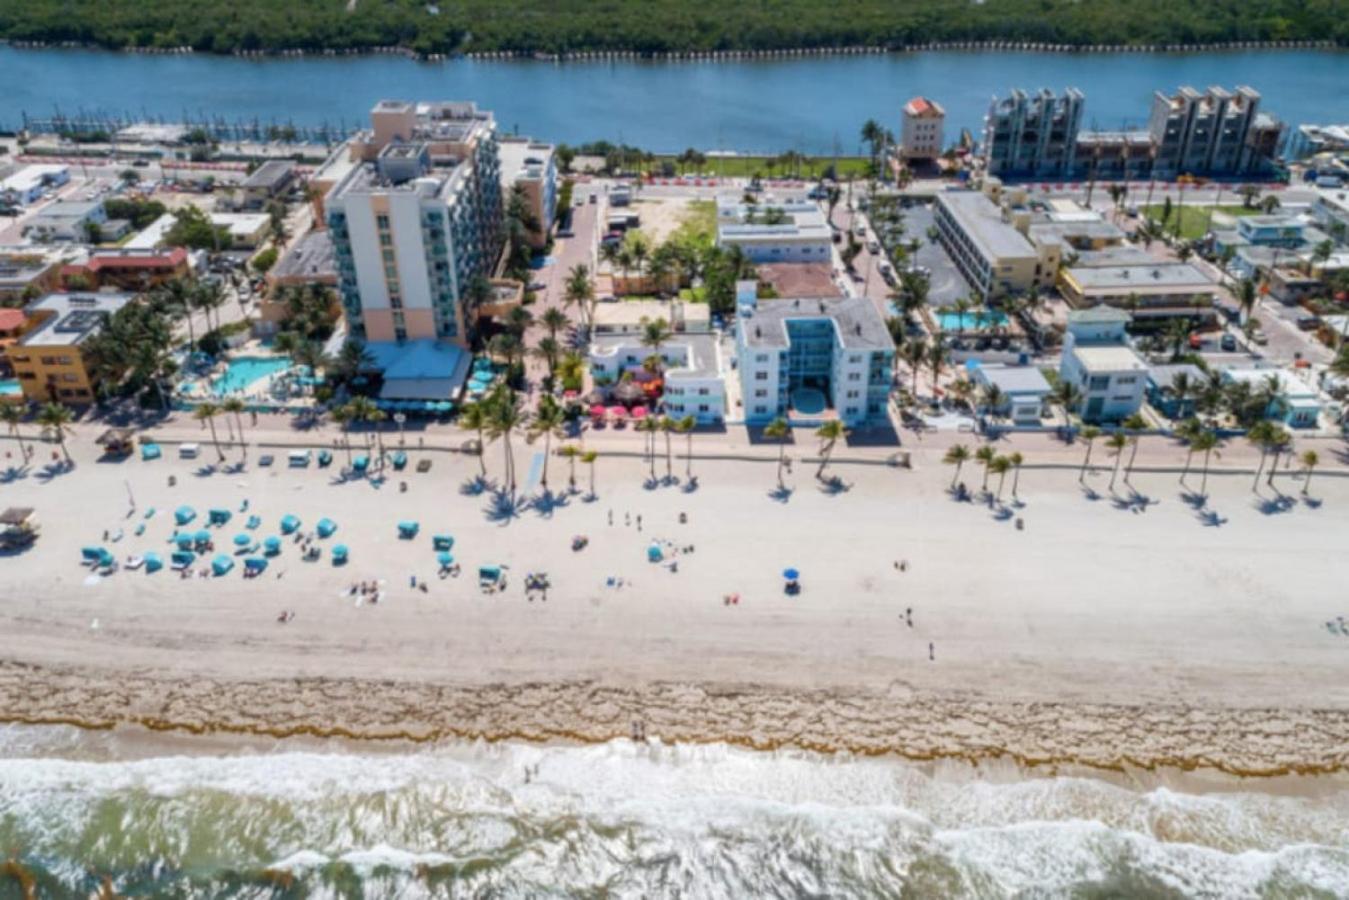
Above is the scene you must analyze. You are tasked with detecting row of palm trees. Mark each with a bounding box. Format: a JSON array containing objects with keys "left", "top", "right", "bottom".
[
  {"left": 942, "top": 444, "right": 1025, "bottom": 501},
  {"left": 457, "top": 386, "right": 601, "bottom": 497},
  {"left": 1, "top": 401, "right": 76, "bottom": 465}
]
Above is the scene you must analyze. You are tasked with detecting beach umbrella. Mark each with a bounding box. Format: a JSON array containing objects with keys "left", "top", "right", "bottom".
[
  {"left": 332, "top": 544, "right": 349, "bottom": 564},
  {"left": 263, "top": 536, "right": 282, "bottom": 555},
  {"left": 194, "top": 529, "right": 212, "bottom": 544},
  {"left": 437, "top": 550, "right": 455, "bottom": 567},
  {"left": 631, "top": 406, "right": 648, "bottom": 420},
  {"left": 280, "top": 514, "right": 301, "bottom": 534},
  {"left": 608, "top": 406, "right": 627, "bottom": 420},
  {"left": 211, "top": 554, "right": 235, "bottom": 577},
  {"left": 143, "top": 551, "right": 163, "bottom": 574},
  {"left": 175, "top": 533, "right": 194, "bottom": 550},
  {"left": 783, "top": 568, "right": 800, "bottom": 580},
  {"left": 316, "top": 517, "right": 337, "bottom": 538},
  {"left": 590, "top": 404, "right": 606, "bottom": 419},
  {"left": 433, "top": 534, "right": 454, "bottom": 551},
  {"left": 232, "top": 533, "right": 251, "bottom": 547},
  {"left": 174, "top": 505, "right": 196, "bottom": 525}
]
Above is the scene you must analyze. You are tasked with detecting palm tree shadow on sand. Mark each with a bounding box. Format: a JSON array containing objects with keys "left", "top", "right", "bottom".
[
  {"left": 767, "top": 484, "right": 794, "bottom": 504},
  {"left": 484, "top": 488, "right": 527, "bottom": 524},
  {"left": 0, "top": 465, "right": 29, "bottom": 484},
  {"left": 531, "top": 489, "right": 570, "bottom": 518},
  {"left": 34, "top": 461, "right": 75, "bottom": 483},
  {"left": 1109, "top": 488, "right": 1156, "bottom": 513},
  {"left": 459, "top": 475, "right": 491, "bottom": 497},
  {"left": 817, "top": 475, "right": 851, "bottom": 495},
  {"left": 1253, "top": 493, "right": 1297, "bottom": 516}
]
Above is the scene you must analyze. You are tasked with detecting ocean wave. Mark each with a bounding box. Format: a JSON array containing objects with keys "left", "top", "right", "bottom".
[{"left": 1, "top": 732, "right": 1347, "bottom": 897}]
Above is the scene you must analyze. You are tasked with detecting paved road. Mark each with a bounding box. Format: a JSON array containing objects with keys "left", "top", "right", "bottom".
[{"left": 520, "top": 197, "right": 600, "bottom": 387}]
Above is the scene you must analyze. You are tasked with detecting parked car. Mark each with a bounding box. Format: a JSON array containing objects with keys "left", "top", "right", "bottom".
[
  {"left": 1296, "top": 314, "right": 1320, "bottom": 331},
  {"left": 1188, "top": 333, "right": 1204, "bottom": 350},
  {"left": 866, "top": 240, "right": 880, "bottom": 254},
  {"left": 1220, "top": 333, "right": 1237, "bottom": 352},
  {"left": 527, "top": 281, "right": 546, "bottom": 292}
]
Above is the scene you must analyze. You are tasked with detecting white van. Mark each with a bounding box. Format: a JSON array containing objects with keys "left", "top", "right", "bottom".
[
  {"left": 288, "top": 449, "right": 312, "bottom": 468},
  {"left": 178, "top": 443, "right": 200, "bottom": 459}
]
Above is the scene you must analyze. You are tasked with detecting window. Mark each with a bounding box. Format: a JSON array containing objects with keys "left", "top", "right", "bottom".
[
  {"left": 381, "top": 249, "right": 395, "bottom": 263},
  {"left": 754, "top": 405, "right": 768, "bottom": 414},
  {"left": 756, "top": 355, "right": 768, "bottom": 363},
  {"left": 1116, "top": 376, "right": 1137, "bottom": 385},
  {"left": 384, "top": 264, "right": 398, "bottom": 280},
  {"left": 699, "top": 404, "right": 709, "bottom": 413},
  {"left": 846, "top": 389, "right": 859, "bottom": 399},
  {"left": 754, "top": 389, "right": 767, "bottom": 398},
  {"left": 379, "top": 233, "right": 392, "bottom": 247},
  {"left": 847, "top": 372, "right": 861, "bottom": 381},
  {"left": 1088, "top": 375, "right": 1110, "bottom": 390},
  {"left": 376, "top": 215, "right": 390, "bottom": 230},
  {"left": 755, "top": 372, "right": 767, "bottom": 381},
  {"left": 845, "top": 407, "right": 858, "bottom": 416},
  {"left": 390, "top": 295, "right": 403, "bottom": 310},
  {"left": 698, "top": 388, "right": 709, "bottom": 396},
  {"left": 394, "top": 326, "right": 407, "bottom": 341}
]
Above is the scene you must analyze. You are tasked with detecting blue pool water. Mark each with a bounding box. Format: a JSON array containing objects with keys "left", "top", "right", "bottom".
[
  {"left": 0, "top": 379, "right": 21, "bottom": 397},
  {"left": 790, "top": 387, "right": 827, "bottom": 416},
  {"left": 211, "top": 357, "right": 291, "bottom": 396},
  {"left": 936, "top": 310, "right": 1009, "bottom": 332}
]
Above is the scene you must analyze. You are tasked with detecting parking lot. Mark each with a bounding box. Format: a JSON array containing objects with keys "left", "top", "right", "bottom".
[{"left": 897, "top": 203, "right": 971, "bottom": 308}]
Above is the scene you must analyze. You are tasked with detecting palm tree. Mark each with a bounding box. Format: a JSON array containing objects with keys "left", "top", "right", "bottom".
[
  {"left": 814, "top": 420, "right": 848, "bottom": 481},
  {"left": 943, "top": 444, "right": 971, "bottom": 489},
  {"left": 1191, "top": 429, "right": 1221, "bottom": 497},
  {"left": 658, "top": 416, "right": 676, "bottom": 481},
  {"left": 345, "top": 396, "right": 378, "bottom": 454},
  {"left": 1, "top": 403, "right": 29, "bottom": 460},
  {"left": 564, "top": 264, "right": 594, "bottom": 333},
  {"left": 222, "top": 396, "right": 247, "bottom": 459},
  {"left": 990, "top": 455, "right": 1012, "bottom": 501},
  {"left": 675, "top": 415, "right": 696, "bottom": 481},
  {"left": 534, "top": 336, "right": 562, "bottom": 381},
  {"left": 1263, "top": 425, "right": 1292, "bottom": 490},
  {"left": 901, "top": 340, "right": 926, "bottom": 397},
  {"left": 193, "top": 401, "right": 225, "bottom": 462},
  {"left": 639, "top": 317, "right": 672, "bottom": 367},
  {"left": 541, "top": 307, "right": 570, "bottom": 341},
  {"left": 1245, "top": 419, "right": 1276, "bottom": 490},
  {"left": 974, "top": 445, "right": 996, "bottom": 492},
  {"left": 1300, "top": 449, "right": 1319, "bottom": 495},
  {"left": 1053, "top": 381, "right": 1083, "bottom": 422},
  {"left": 1104, "top": 432, "right": 1128, "bottom": 490},
  {"left": 764, "top": 417, "right": 790, "bottom": 488},
  {"left": 1121, "top": 413, "right": 1148, "bottom": 484},
  {"left": 582, "top": 449, "right": 599, "bottom": 497},
  {"left": 979, "top": 383, "right": 1005, "bottom": 418},
  {"left": 925, "top": 340, "right": 948, "bottom": 391},
  {"left": 635, "top": 415, "right": 660, "bottom": 481},
  {"left": 1236, "top": 278, "right": 1257, "bottom": 324},
  {"left": 1077, "top": 425, "right": 1101, "bottom": 482},
  {"left": 1008, "top": 451, "right": 1024, "bottom": 498},
  {"left": 527, "top": 395, "right": 566, "bottom": 489},
  {"left": 36, "top": 402, "right": 75, "bottom": 465},
  {"left": 330, "top": 403, "right": 355, "bottom": 466},
  {"left": 559, "top": 443, "right": 581, "bottom": 492},
  {"left": 486, "top": 387, "right": 525, "bottom": 495},
  {"left": 367, "top": 408, "right": 388, "bottom": 468}
]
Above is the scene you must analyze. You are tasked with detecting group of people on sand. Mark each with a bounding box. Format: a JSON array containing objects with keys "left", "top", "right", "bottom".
[{"left": 348, "top": 581, "right": 384, "bottom": 604}]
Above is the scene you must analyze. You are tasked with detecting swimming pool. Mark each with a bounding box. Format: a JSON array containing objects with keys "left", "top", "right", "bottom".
[
  {"left": 210, "top": 357, "right": 291, "bottom": 396},
  {"left": 935, "top": 310, "right": 1009, "bottom": 332},
  {"left": 0, "top": 379, "right": 21, "bottom": 398}
]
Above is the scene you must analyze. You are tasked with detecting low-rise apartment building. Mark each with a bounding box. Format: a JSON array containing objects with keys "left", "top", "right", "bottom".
[
  {"left": 715, "top": 196, "right": 832, "bottom": 265},
  {"left": 7, "top": 292, "right": 134, "bottom": 403},
  {"left": 23, "top": 199, "right": 107, "bottom": 242},
  {"left": 64, "top": 247, "right": 191, "bottom": 291},
  {"left": 900, "top": 97, "right": 945, "bottom": 162},
  {"left": 1058, "top": 262, "right": 1219, "bottom": 323},
  {"left": 1058, "top": 306, "right": 1147, "bottom": 423},
  {"left": 735, "top": 288, "right": 893, "bottom": 427},
  {"left": 589, "top": 334, "right": 726, "bottom": 425}
]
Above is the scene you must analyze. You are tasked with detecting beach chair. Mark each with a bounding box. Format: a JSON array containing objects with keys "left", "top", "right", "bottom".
[
  {"left": 397, "top": 520, "right": 419, "bottom": 539},
  {"left": 140, "top": 443, "right": 162, "bottom": 461},
  {"left": 280, "top": 514, "right": 301, "bottom": 535},
  {"left": 246, "top": 515, "right": 261, "bottom": 530},
  {"left": 211, "top": 555, "right": 235, "bottom": 577},
  {"left": 170, "top": 550, "right": 195, "bottom": 570},
  {"left": 478, "top": 565, "right": 503, "bottom": 587},
  {"left": 432, "top": 535, "right": 454, "bottom": 551},
  {"left": 263, "top": 536, "right": 282, "bottom": 556},
  {"left": 317, "top": 450, "right": 333, "bottom": 468},
  {"left": 209, "top": 508, "right": 231, "bottom": 526},
  {"left": 174, "top": 505, "right": 197, "bottom": 526},
  {"left": 316, "top": 518, "right": 337, "bottom": 539},
  {"left": 80, "top": 546, "right": 106, "bottom": 565},
  {"left": 352, "top": 455, "right": 369, "bottom": 475},
  {"left": 331, "top": 544, "right": 349, "bottom": 565},
  {"left": 392, "top": 451, "right": 408, "bottom": 471},
  {"left": 416, "top": 459, "right": 432, "bottom": 473},
  {"left": 143, "top": 552, "right": 163, "bottom": 574},
  {"left": 244, "top": 556, "right": 268, "bottom": 576}
]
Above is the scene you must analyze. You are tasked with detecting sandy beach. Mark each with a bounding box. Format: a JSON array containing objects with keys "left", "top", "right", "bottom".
[{"left": 2, "top": 432, "right": 1348, "bottom": 777}]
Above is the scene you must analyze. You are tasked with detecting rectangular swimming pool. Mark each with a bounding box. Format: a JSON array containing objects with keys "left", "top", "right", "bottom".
[
  {"left": 935, "top": 310, "right": 1009, "bottom": 332},
  {"left": 0, "top": 379, "right": 21, "bottom": 398},
  {"left": 210, "top": 357, "right": 291, "bottom": 396}
]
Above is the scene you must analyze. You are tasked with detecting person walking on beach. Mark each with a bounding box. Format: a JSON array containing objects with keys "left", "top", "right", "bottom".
[
  {"left": 608, "top": 509, "right": 613, "bottom": 525},
  {"left": 906, "top": 607, "right": 913, "bottom": 628},
  {"left": 928, "top": 642, "right": 934, "bottom": 661},
  {"left": 637, "top": 514, "right": 643, "bottom": 532}
]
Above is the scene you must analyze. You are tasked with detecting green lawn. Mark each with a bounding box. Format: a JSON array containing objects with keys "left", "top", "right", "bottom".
[
  {"left": 651, "top": 155, "right": 871, "bottom": 180},
  {"left": 1142, "top": 204, "right": 1262, "bottom": 241}
]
